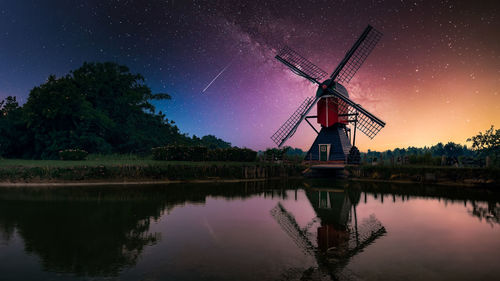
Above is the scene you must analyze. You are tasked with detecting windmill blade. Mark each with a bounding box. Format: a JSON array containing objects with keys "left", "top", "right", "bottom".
[
  {"left": 276, "top": 46, "right": 328, "bottom": 84},
  {"left": 330, "top": 25, "right": 383, "bottom": 84},
  {"left": 271, "top": 96, "right": 319, "bottom": 147},
  {"left": 270, "top": 202, "right": 316, "bottom": 256},
  {"left": 327, "top": 88, "right": 385, "bottom": 139}
]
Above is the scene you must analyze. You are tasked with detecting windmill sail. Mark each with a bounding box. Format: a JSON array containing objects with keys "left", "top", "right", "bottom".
[
  {"left": 276, "top": 46, "right": 328, "bottom": 84},
  {"left": 328, "top": 88, "right": 385, "bottom": 139},
  {"left": 272, "top": 25, "right": 385, "bottom": 149},
  {"left": 330, "top": 25, "right": 383, "bottom": 84},
  {"left": 271, "top": 96, "right": 319, "bottom": 147}
]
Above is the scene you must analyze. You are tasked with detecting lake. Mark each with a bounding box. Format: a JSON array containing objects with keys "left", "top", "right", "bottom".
[{"left": 0, "top": 180, "right": 499, "bottom": 281}]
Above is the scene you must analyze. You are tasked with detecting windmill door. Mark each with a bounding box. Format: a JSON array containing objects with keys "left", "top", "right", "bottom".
[{"left": 319, "top": 144, "right": 330, "bottom": 161}]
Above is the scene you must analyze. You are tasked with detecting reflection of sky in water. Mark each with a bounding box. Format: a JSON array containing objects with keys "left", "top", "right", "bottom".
[{"left": 0, "top": 183, "right": 499, "bottom": 281}]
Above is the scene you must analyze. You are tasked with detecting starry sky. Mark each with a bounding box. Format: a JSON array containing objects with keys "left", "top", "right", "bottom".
[{"left": 1, "top": 0, "right": 499, "bottom": 151}]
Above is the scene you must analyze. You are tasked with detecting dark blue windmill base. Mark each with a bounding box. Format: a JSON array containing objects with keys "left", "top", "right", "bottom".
[{"left": 305, "top": 124, "right": 352, "bottom": 162}]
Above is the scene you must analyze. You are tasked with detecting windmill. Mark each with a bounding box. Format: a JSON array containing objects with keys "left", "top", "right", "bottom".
[{"left": 271, "top": 25, "right": 385, "bottom": 164}]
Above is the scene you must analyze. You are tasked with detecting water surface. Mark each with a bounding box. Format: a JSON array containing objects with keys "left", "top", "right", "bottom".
[{"left": 0, "top": 180, "right": 499, "bottom": 281}]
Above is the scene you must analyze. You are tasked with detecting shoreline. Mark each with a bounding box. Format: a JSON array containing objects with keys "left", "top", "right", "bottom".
[
  {"left": 0, "top": 176, "right": 497, "bottom": 189},
  {"left": 0, "top": 162, "right": 497, "bottom": 188},
  {"left": 347, "top": 177, "right": 498, "bottom": 188}
]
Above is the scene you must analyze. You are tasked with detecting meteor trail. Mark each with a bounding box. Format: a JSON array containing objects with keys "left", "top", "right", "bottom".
[{"left": 201, "top": 59, "right": 234, "bottom": 93}]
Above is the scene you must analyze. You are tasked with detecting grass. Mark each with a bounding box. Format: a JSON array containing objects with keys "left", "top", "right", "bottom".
[
  {"left": 0, "top": 154, "right": 306, "bottom": 182},
  {"left": 0, "top": 154, "right": 266, "bottom": 168},
  {"left": 345, "top": 164, "right": 499, "bottom": 186}
]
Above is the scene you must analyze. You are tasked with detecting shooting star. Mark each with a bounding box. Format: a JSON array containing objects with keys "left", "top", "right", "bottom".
[{"left": 201, "top": 59, "right": 234, "bottom": 93}]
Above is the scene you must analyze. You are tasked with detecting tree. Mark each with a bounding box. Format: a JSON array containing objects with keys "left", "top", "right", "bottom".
[
  {"left": 23, "top": 75, "right": 111, "bottom": 158},
  {"left": 199, "top": 135, "right": 231, "bottom": 149},
  {"left": 68, "top": 62, "right": 175, "bottom": 154},
  {"left": 0, "top": 62, "right": 235, "bottom": 159},
  {"left": 467, "top": 125, "right": 500, "bottom": 164},
  {"left": 0, "top": 96, "right": 31, "bottom": 157},
  {"left": 19, "top": 62, "right": 191, "bottom": 158},
  {"left": 443, "top": 142, "right": 463, "bottom": 159},
  {"left": 431, "top": 142, "right": 445, "bottom": 156}
]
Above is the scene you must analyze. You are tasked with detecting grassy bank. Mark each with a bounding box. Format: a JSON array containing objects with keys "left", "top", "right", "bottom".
[
  {"left": 0, "top": 158, "right": 305, "bottom": 183},
  {"left": 345, "top": 165, "right": 499, "bottom": 187}
]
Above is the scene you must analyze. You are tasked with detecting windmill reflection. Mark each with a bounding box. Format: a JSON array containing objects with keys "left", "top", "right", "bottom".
[{"left": 271, "top": 186, "right": 386, "bottom": 280}]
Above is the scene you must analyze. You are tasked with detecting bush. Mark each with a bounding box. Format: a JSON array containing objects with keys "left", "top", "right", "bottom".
[
  {"left": 152, "top": 146, "right": 208, "bottom": 161},
  {"left": 207, "top": 148, "right": 257, "bottom": 162},
  {"left": 152, "top": 146, "right": 257, "bottom": 162},
  {"left": 58, "top": 149, "right": 88, "bottom": 161}
]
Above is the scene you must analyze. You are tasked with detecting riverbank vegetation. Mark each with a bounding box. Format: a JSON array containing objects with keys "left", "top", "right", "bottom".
[
  {"left": 0, "top": 160, "right": 304, "bottom": 183},
  {"left": 152, "top": 146, "right": 257, "bottom": 162},
  {"left": 345, "top": 165, "right": 499, "bottom": 187}
]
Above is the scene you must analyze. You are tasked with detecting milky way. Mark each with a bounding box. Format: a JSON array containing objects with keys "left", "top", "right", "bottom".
[{"left": 1, "top": 0, "right": 499, "bottom": 151}]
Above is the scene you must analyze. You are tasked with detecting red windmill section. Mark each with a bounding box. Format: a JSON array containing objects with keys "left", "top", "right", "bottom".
[{"left": 317, "top": 97, "right": 348, "bottom": 127}]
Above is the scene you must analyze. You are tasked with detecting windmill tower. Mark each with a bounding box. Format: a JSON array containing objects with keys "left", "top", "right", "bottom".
[{"left": 271, "top": 25, "right": 385, "bottom": 164}]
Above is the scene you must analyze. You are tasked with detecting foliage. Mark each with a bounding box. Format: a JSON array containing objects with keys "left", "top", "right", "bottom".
[
  {"left": 363, "top": 141, "right": 475, "bottom": 165},
  {"left": 263, "top": 147, "right": 290, "bottom": 161},
  {"left": 360, "top": 126, "right": 499, "bottom": 167},
  {"left": 407, "top": 153, "right": 441, "bottom": 166},
  {"left": 0, "top": 162, "right": 303, "bottom": 182},
  {"left": 0, "top": 62, "right": 232, "bottom": 159},
  {"left": 345, "top": 165, "right": 500, "bottom": 185},
  {"left": 260, "top": 147, "right": 306, "bottom": 160},
  {"left": 152, "top": 146, "right": 208, "bottom": 161},
  {"left": 191, "top": 135, "right": 231, "bottom": 149},
  {"left": 0, "top": 97, "right": 31, "bottom": 158},
  {"left": 59, "top": 149, "right": 89, "bottom": 161},
  {"left": 467, "top": 126, "right": 500, "bottom": 165},
  {"left": 284, "top": 147, "right": 306, "bottom": 157},
  {"left": 207, "top": 148, "right": 257, "bottom": 162},
  {"left": 21, "top": 63, "right": 177, "bottom": 158},
  {"left": 86, "top": 153, "right": 151, "bottom": 161},
  {"left": 152, "top": 146, "right": 257, "bottom": 162}
]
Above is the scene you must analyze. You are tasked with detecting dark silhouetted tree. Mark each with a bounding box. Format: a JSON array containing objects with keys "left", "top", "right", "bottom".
[{"left": 0, "top": 62, "right": 232, "bottom": 159}]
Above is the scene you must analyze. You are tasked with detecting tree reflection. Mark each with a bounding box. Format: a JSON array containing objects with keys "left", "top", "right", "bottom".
[
  {"left": 0, "top": 199, "right": 161, "bottom": 276},
  {"left": 469, "top": 201, "right": 500, "bottom": 226},
  {"left": 335, "top": 180, "right": 500, "bottom": 226},
  {"left": 0, "top": 181, "right": 285, "bottom": 277}
]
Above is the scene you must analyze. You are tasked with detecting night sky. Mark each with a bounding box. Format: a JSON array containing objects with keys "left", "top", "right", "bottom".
[{"left": 1, "top": 0, "right": 499, "bottom": 151}]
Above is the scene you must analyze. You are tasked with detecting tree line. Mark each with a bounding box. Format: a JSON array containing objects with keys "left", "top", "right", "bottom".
[
  {"left": 363, "top": 127, "right": 499, "bottom": 166},
  {"left": 260, "top": 127, "right": 499, "bottom": 166},
  {"left": 0, "top": 62, "right": 231, "bottom": 159}
]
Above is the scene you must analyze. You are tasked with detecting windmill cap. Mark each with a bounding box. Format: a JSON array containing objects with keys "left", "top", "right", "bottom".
[{"left": 316, "top": 80, "right": 349, "bottom": 98}]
